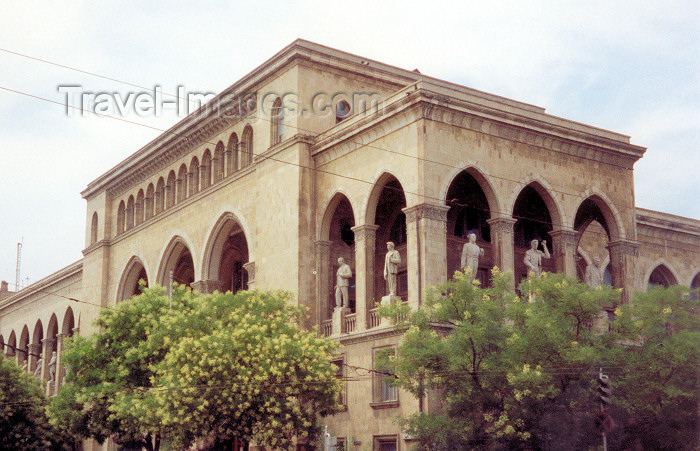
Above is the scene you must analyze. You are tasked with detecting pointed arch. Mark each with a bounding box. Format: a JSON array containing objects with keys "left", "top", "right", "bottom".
[
  {"left": 117, "top": 256, "right": 150, "bottom": 302},
  {"left": 19, "top": 325, "right": 29, "bottom": 364},
  {"left": 573, "top": 192, "right": 625, "bottom": 242},
  {"left": 690, "top": 271, "right": 700, "bottom": 300},
  {"left": 644, "top": 260, "right": 680, "bottom": 289},
  {"left": 126, "top": 195, "right": 135, "bottom": 230},
  {"left": 270, "top": 97, "right": 284, "bottom": 146},
  {"left": 62, "top": 307, "right": 75, "bottom": 337},
  {"left": 157, "top": 235, "right": 197, "bottom": 288},
  {"left": 201, "top": 212, "right": 251, "bottom": 292},
  {"left": 6, "top": 330, "right": 16, "bottom": 357},
  {"left": 364, "top": 171, "right": 407, "bottom": 226},
  {"left": 440, "top": 165, "right": 501, "bottom": 220},
  {"left": 320, "top": 191, "right": 358, "bottom": 241},
  {"left": 511, "top": 179, "right": 564, "bottom": 230}
]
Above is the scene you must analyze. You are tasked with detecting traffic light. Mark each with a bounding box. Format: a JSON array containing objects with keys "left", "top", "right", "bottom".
[{"left": 598, "top": 371, "right": 612, "bottom": 409}]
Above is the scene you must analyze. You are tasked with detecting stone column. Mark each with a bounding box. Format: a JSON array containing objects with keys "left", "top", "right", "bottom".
[
  {"left": 487, "top": 217, "right": 516, "bottom": 286},
  {"left": 550, "top": 229, "right": 578, "bottom": 278},
  {"left": 351, "top": 225, "right": 379, "bottom": 331},
  {"left": 314, "top": 240, "right": 333, "bottom": 328},
  {"left": 403, "top": 203, "right": 449, "bottom": 309},
  {"left": 607, "top": 240, "right": 640, "bottom": 304},
  {"left": 28, "top": 343, "right": 41, "bottom": 376},
  {"left": 243, "top": 261, "right": 256, "bottom": 290},
  {"left": 55, "top": 333, "right": 64, "bottom": 392},
  {"left": 191, "top": 280, "right": 225, "bottom": 294}
]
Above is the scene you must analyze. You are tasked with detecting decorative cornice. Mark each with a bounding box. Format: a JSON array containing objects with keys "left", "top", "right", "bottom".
[
  {"left": 0, "top": 261, "right": 83, "bottom": 310},
  {"left": 82, "top": 239, "right": 110, "bottom": 256}
]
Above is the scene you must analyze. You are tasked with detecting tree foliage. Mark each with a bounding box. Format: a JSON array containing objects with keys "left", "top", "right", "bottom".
[
  {"left": 0, "top": 355, "right": 69, "bottom": 450},
  {"left": 381, "top": 269, "right": 698, "bottom": 450},
  {"left": 49, "top": 285, "right": 341, "bottom": 450}
]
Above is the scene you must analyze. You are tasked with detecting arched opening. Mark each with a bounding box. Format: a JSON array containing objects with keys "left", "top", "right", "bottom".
[
  {"left": 691, "top": 272, "right": 700, "bottom": 300},
  {"left": 45, "top": 315, "right": 58, "bottom": 381},
  {"left": 62, "top": 307, "right": 75, "bottom": 337},
  {"left": 325, "top": 195, "right": 356, "bottom": 318},
  {"left": 166, "top": 170, "right": 177, "bottom": 208},
  {"left": 90, "top": 212, "right": 99, "bottom": 245},
  {"left": 445, "top": 170, "right": 493, "bottom": 284},
  {"left": 31, "top": 320, "right": 43, "bottom": 375},
  {"left": 18, "top": 326, "right": 29, "bottom": 369},
  {"left": 7, "top": 331, "right": 16, "bottom": 358},
  {"left": 160, "top": 238, "right": 195, "bottom": 288},
  {"left": 335, "top": 100, "right": 351, "bottom": 123},
  {"left": 190, "top": 157, "right": 200, "bottom": 195},
  {"left": 155, "top": 177, "right": 165, "bottom": 214},
  {"left": 372, "top": 177, "right": 407, "bottom": 299},
  {"left": 227, "top": 133, "right": 239, "bottom": 174},
  {"left": 126, "top": 195, "right": 135, "bottom": 230},
  {"left": 574, "top": 197, "right": 616, "bottom": 287},
  {"left": 513, "top": 184, "right": 556, "bottom": 285},
  {"left": 135, "top": 190, "right": 145, "bottom": 225},
  {"left": 241, "top": 125, "right": 253, "bottom": 168},
  {"left": 118, "top": 258, "right": 149, "bottom": 302},
  {"left": 201, "top": 150, "right": 212, "bottom": 190},
  {"left": 648, "top": 264, "right": 678, "bottom": 289},
  {"left": 116, "top": 201, "right": 125, "bottom": 235},
  {"left": 145, "top": 183, "right": 155, "bottom": 220},
  {"left": 0, "top": 335, "right": 4, "bottom": 355},
  {"left": 270, "top": 97, "right": 284, "bottom": 146},
  {"left": 214, "top": 142, "right": 225, "bottom": 183},
  {"left": 203, "top": 214, "right": 250, "bottom": 294},
  {"left": 178, "top": 164, "right": 188, "bottom": 202}
]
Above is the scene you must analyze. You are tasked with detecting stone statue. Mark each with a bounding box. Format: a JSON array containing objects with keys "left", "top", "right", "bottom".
[
  {"left": 585, "top": 257, "right": 603, "bottom": 288},
  {"left": 524, "top": 239, "right": 550, "bottom": 276},
  {"left": 384, "top": 241, "right": 401, "bottom": 296},
  {"left": 48, "top": 351, "right": 57, "bottom": 381},
  {"left": 460, "top": 233, "right": 484, "bottom": 280},
  {"left": 33, "top": 358, "right": 42, "bottom": 378},
  {"left": 334, "top": 257, "right": 352, "bottom": 308}
]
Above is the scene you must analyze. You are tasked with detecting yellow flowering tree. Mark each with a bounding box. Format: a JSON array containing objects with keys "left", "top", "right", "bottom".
[
  {"left": 49, "top": 286, "right": 341, "bottom": 451},
  {"left": 380, "top": 269, "right": 620, "bottom": 450}
]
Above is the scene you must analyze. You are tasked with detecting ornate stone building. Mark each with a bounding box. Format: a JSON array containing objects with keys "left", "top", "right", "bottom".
[{"left": 1, "top": 40, "right": 699, "bottom": 450}]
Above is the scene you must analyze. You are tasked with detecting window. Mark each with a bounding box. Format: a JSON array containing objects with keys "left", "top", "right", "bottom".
[
  {"left": 116, "top": 201, "right": 125, "bottom": 234},
  {"left": 331, "top": 357, "right": 346, "bottom": 407},
  {"left": 372, "top": 347, "right": 398, "bottom": 408},
  {"left": 241, "top": 126, "right": 253, "bottom": 167},
  {"left": 90, "top": 212, "right": 98, "bottom": 244},
  {"left": 270, "top": 97, "right": 284, "bottom": 145},
  {"left": 373, "top": 435, "right": 397, "bottom": 451},
  {"left": 335, "top": 100, "right": 351, "bottom": 123}
]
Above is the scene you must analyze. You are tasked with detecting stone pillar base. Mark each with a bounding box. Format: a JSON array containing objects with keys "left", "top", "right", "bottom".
[
  {"left": 380, "top": 295, "right": 402, "bottom": 327},
  {"left": 332, "top": 307, "right": 350, "bottom": 336}
]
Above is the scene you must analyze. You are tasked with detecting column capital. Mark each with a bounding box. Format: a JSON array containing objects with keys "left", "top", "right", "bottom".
[
  {"left": 606, "top": 239, "right": 640, "bottom": 257},
  {"left": 402, "top": 203, "right": 449, "bottom": 223},
  {"left": 351, "top": 224, "right": 379, "bottom": 241},
  {"left": 314, "top": 240, "right": 333, "bottom": 250},
  {"left": 191, "top": 279, "right": 226, "bottom": 294},
  {"left": 487, "top": 216, "right": 517, "bottom": 230},
  {"left": 243, "top": 261, "right": 256, "bottom": 284}
]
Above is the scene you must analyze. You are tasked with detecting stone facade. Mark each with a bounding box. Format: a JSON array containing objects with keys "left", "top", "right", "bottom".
[{"left": 1, "top": 40, "right": 699, "bottom": 450}]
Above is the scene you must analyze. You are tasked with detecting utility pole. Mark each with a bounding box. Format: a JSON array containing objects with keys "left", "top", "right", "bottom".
[{"left": 169, "top": 270, "right": 173, "bottom": 308}]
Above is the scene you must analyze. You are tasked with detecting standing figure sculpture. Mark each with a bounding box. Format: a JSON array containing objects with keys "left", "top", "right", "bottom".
[
  {"left": 524, "top": 239, "right": 550, "bottom": 276},
  {"left": 33, "top": 358, "right": 42, "bottom": 378},
  {"left": 48, "top": 351, "right": 57, "bottom": 382},
  {"left": 585, "top": 256, "right": 603, "bottom": 288},
  {"left": 334, "top": 257, "right": 352, "bottom": 308},
  {"left": 460, "top": 233, "right": 484, "bottom": 280},
  {"left": 384, "top": 242, "right": 401, "bottom": 296}
]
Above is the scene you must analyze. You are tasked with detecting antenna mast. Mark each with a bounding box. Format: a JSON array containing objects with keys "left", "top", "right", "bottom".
[{"left": 16, "top": 239, "right": 23, "bottom": 290}]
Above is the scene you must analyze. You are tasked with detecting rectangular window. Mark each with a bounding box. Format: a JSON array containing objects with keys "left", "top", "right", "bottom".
[
  {"left": 331, "top": 357, "right": 346, "bottom": 407},
  {"left": 372, "top": 347, "right": 398, "bottom": 408},
  {"left": 374, "top": 435, "right": 398, "bottom": 451}
]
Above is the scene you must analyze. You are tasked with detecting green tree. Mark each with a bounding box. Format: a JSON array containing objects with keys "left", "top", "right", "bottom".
[
  {"left": 609, "top": 285, "right": 699, "bottom": 450},
  {"left": 49, "top": 285, "right": 341, "bottom": 450},
  {"left": 380, "top": 269, "right": 620, "bottom": 450},
  {"left": 0, "top": 355, "right": 69, "bottom": 450}
]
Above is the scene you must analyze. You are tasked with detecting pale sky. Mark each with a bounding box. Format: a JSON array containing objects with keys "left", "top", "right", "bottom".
[{"left": 1, "top": 1, "right": 698, "bottom": 288}]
